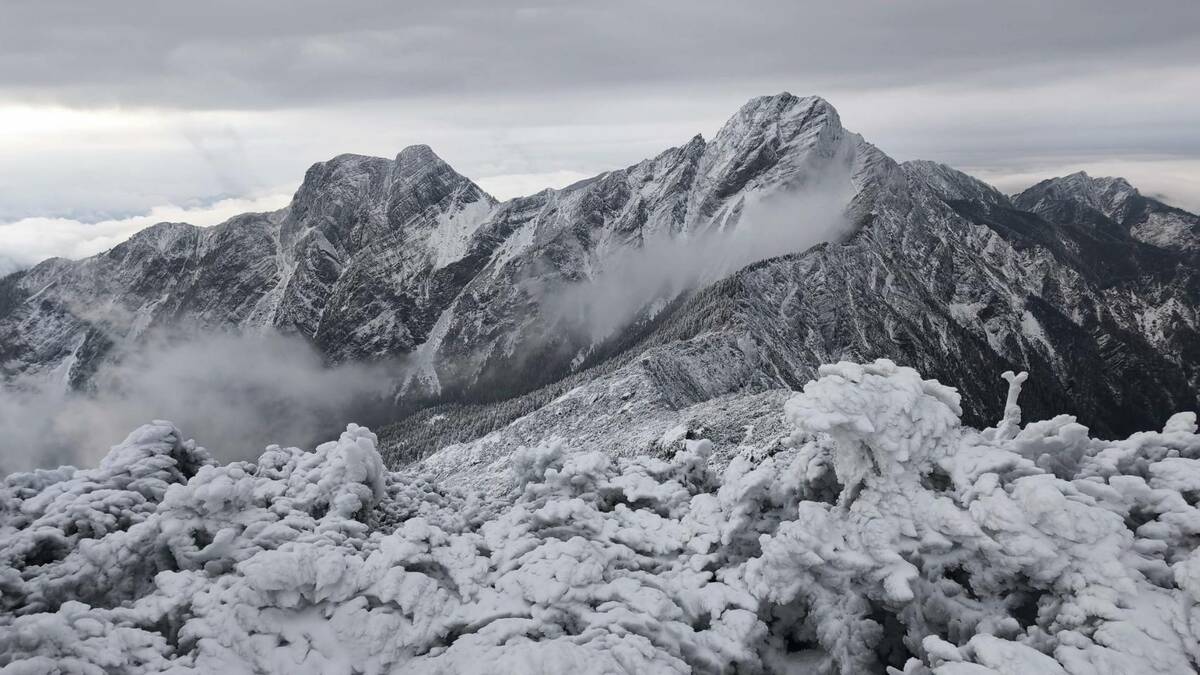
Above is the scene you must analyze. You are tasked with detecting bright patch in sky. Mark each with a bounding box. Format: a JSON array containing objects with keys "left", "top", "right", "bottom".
[{"left": 0, "top": 190, "right": 292, "bottom": 269}]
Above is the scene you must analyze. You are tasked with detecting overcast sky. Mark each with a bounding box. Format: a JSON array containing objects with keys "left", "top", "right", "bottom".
[{"left": 2, "top": 0, "right": 1199, "bottom": 270}]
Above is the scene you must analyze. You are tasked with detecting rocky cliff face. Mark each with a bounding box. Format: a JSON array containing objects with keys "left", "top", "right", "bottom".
[
  {"left": 405, "top": 147, "right": 1198, "bottom": 481},
  {"left": 0, "top": 145, "right": 496, "bottom": 386},
  {"left": 1, "top": 93, "right": 1196, "bottom": 468}
]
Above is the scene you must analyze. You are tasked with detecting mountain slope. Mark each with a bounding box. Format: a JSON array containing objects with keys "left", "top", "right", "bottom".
[
  {"left": 1, "top": 94, "right": 1197, "bottom": 470},
  {"left": 400, "top": 154, "right": 1198, "bottom": 483}
]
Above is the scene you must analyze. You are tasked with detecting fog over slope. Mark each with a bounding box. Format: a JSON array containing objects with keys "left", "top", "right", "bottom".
[
  {"left": 0, "top": 330, "right": 400, "bottom": 472},
  {"left": 548, "top": 169, "right": 854, "bottom": 342}
]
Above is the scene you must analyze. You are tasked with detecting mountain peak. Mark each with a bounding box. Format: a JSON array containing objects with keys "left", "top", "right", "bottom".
[
  {"left": 739, "top": 91, "right": 828, "bottom": 109},
  {"left": 727, "top": 92, "right": 840, "bottom": 132},
  {"left": 1027, "top": 171, "right": 1136, "bottom": 197},
  {"left": 392, "top": 143, "right": 467, "bottom": 185},
  {"left": 1014, "top": 171, "right": 1139, "bottom": 222},
  {"left": 1059, "top": 170, "right": 1134, "bottom": 193},
  {"left": 680, "top": 93, "right": 853, "bottom": 226},
  {"left": 706, "top": 93, "right": 844, "bottom": 163},
  {"left": 293, "top": 153, "right": 394, "bottom": 203},
  {"left": 396, "top": 143, "right": 439, "bottom": 166}
]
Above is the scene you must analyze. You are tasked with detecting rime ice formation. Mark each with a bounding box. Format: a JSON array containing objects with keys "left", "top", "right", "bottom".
[{"left": 3, "top": 362, "right": 1198, "bottom": 674}]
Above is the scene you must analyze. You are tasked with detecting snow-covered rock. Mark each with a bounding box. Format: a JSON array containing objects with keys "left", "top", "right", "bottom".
[{"left": 902, "top": 160, "right": 1010, "bottom": 208}]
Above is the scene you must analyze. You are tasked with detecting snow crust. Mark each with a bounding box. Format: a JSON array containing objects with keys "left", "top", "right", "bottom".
[{"left": 2, "top": 360, "right": 1198, "bottom": 674}]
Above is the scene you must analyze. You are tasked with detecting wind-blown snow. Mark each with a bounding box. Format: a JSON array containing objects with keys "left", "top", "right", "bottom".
[{"left": 2, "top": 361, "right": 1198, "bottom": 673}]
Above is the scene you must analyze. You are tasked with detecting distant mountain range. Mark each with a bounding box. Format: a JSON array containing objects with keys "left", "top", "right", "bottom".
[{"left": 2, "top": 93, "right": 1197, "bottom": 473}]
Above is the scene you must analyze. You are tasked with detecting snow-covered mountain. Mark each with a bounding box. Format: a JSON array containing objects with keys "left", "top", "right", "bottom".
[
  {"left": 395, "top": 154, "right": 1199, "bottom": 483},
  {"left": 1, "top": 93, "right": 1197, "bottom": 463},
  {"left": 0, "top": 143, "right": 497, "bottom": 387}
]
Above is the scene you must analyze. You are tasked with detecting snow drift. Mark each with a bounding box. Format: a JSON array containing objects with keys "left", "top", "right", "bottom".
[{"left": 1, "top": 360, "right": 1198, "bottom": 674}]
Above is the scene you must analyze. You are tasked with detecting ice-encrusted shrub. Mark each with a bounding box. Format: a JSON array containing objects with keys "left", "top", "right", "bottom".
[
  {"left": 748, "top": 360, "right": 1200, "bottom": 674},
  {"left": 1, "top": 359, "right": 1197, "bottom": 674},
  {"left": 0, "top": 422, "right": 215, "bottom": 616}
]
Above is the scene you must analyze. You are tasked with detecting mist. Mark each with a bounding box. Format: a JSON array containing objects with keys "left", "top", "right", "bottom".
[
  {"left": 0, "top": 329, "right": 402, "bottom": 474},
  {"left": 550, "top": 180, "right": 855, "bottom": 343}
]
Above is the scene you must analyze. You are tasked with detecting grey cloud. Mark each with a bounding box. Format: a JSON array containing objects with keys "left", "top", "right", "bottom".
[
  {"left": 2, "top": 1, "right": 1198, "bottom": 110},
  {"left": 1, "top": 0, "right": 1199, "bottom": 255},
  {"left": 0, "top": 254, "right": 23, "bottom": 278}
]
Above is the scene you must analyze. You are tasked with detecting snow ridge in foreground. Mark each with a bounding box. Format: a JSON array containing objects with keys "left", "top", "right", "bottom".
[{"left": 1, "top": 360, "right": 1198, "bottom": 674}]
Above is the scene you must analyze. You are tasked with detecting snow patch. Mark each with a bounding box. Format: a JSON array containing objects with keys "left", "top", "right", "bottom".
[{"left": 430, "top": 197, "right": 494, "bottom": 269}]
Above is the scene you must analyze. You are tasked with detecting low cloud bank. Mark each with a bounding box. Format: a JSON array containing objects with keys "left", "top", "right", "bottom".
[
  {"left": 550, "top": 181, "right": 855, "bottom": 342},
  {"left": 0, "top": 190, "right": 292, "bottom": 272},
  {"left": 0, "top": 330, "right": 401, "bottom": 474}
]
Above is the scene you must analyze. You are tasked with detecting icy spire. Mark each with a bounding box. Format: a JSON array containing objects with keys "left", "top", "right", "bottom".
[{"left": 983, "top": 369, "right": 1029, "bottom": 441}]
